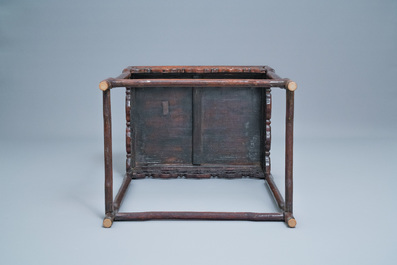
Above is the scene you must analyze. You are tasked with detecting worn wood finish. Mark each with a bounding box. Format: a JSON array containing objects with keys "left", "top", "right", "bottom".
[
  {"left": 103, "top": 90, "right": 113, "bottom": 216},
  {"left": 115, "top": 211, "right": 284, "bottom": 221},
  {"left": 134, "top": 87, "right": 193, "bottom": 165},
  {"left": 284, "top": 212, "right": 296, "bottom": 228},
  {"left": 103, "top": 174, "right": 132, "bottom": 228},
  {"left": 99, "top": 70, "right": 131, "bottom": 91},
  {"left": 105, "top": 78, "right": 287, "bottom": 89},
  {"left": 192, "top": 87, "right": 203, "bottom": 165},
  {"left": 128, "top": 164, "right": 264, "bottom": 179},
  {"left": 126, "top": 65, "right": 268, "bottom": 74},
  {"left": 113, "top": 174, "right": 132, "bottom": 212},
  {"left": 100, "top": 65, "right": 297, "bottom": 228},
  {"left": 199, "top": 87, "right": 261, "bottom": 165},
  {"left": 132, "top": 73, "right": 268, "bottom": 80},
  {"left": 265, "top": 67, "right": 297, "bottom": 92},
  {"left": 285, "top": 90, "right": 294, "bottom": 214},
  {"left": 265, "top": 174, "right": 285, "bottom": 211},
  {"left": 130, "top": 88, "right": 136, "bottom": 168},
  {"left": 103, "top": 214, "right": 113, "bottom": 228},
  {"left": 126, "top": 88, "right": 132, "bottom": 170},
  {"left": 265, "top": 66, "right": 281, "bottom": 79},
  {"left": 264, "top": 88, "right": 272, "bottom": 176}
]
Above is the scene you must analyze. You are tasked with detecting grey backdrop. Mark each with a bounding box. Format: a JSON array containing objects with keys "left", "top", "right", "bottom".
[{"left": 1, "top": 0, "right": 396, "bottom": 264}]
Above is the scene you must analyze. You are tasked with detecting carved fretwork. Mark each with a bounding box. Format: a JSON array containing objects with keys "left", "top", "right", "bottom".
[
  {"left": 128, "top": 165, "right": 265, "bottom": 179},
  {"left": 126, "top": 88, "right": 132, "bottom": 170},
  {"left": 126, "top": 65, "right": 268, "bottom": 74},
  {"left": 265, "top": 88, "right": 272, "bottom": 176}
]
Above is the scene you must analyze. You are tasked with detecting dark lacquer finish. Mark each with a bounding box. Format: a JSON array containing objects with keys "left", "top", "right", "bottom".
[{"left": 100, "top": 66, "right": 297, "bottom": 228}]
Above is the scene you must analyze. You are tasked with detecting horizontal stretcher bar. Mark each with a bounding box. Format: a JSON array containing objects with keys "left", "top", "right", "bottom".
[
  {"left": 114, "top": 211, "right": 285, "bottom": 221},
  {"left": 99, "top": 78, "right": 297, "bottom": 91}
]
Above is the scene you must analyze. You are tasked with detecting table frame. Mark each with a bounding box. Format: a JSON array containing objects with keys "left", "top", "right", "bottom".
[{"left": 99, "top": 66, "right": 297, "bottom": 228}]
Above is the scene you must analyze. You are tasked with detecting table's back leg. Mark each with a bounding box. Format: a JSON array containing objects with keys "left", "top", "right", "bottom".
[{"left": 103, "top": 89, "right": 114, "bottom": 228}]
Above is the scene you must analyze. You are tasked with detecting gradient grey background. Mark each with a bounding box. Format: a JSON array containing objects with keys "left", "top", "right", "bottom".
[{"left": 1, "top": 0, "right": 396, "bottom": 264}]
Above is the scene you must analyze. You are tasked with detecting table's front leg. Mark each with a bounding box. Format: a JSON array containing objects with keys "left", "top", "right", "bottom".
[{"left": 285, "top": 89, "right": 296, "bottom": 228}]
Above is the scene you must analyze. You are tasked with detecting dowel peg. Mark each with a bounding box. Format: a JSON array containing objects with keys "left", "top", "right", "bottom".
[
  {"left": 287, "top": 217, "right": 297, "bottom": 228},
  {"left": 99, "top": 80, "right": 111, "bottom": 91},
  {"left": 286, "top": 80, "right": 297, "bottom": 92},
  {"left": 103, "top": 217, "right": 113, "bottom": 228}
]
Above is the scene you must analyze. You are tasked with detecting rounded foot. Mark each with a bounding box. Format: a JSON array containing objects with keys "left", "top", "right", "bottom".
[
  {"left": 103, "top": 217, "right": 113, "bottom": 228},
  {"left": 287, "top": 217, "right": 297, "bottom": 228}
]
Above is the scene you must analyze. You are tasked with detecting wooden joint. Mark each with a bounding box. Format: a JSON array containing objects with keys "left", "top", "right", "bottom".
[
  {"left": 285, "top": 80, "right": 297, "bottom": 92},
  {"left": 99, "top": 80, "right": 112, "bottom": 91}
]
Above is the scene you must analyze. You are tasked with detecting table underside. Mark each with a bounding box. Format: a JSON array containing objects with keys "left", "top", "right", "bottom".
[{"left": 101, "top": 65, "right": 295, "bottom": 228}]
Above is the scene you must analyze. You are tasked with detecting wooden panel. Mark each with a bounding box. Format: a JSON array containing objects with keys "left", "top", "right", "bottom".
[
  {"left": 192, "top": 87, "right": 203, "bottom": 165},
  {"left": 200, "top": 87, "right": 261, "bottom": 165},
  {"left": 134, "top": 87, "right": 192, "bottom": 165}
]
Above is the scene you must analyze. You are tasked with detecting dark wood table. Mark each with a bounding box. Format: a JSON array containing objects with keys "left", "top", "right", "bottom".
[{"left": 99, "top": 65, "right": 297, "bottom": 228}]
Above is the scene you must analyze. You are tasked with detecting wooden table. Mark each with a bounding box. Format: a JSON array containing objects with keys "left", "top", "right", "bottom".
[{"left": 99, "top": 66, "right": 297, "bottom": 228}]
